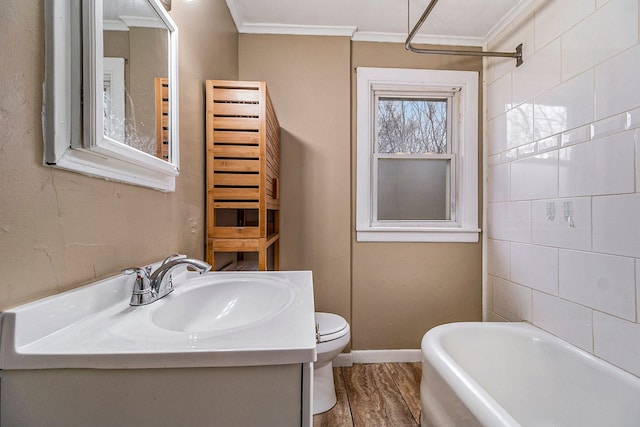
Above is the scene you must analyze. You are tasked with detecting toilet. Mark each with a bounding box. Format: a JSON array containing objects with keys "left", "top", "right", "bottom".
[{"left": 313, "top": 312, "right": 351, "bottom": 415}]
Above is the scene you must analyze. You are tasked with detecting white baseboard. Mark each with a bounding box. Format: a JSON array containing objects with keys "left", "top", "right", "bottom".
[{"left": 333, "top": 349, "right": 421, "bottom": 367}]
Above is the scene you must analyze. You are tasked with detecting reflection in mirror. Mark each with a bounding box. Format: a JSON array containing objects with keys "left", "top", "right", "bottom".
[
  {"left": 103, "top": 0, "right": 170, "bottom": 160},
  {"left": 43, "top": 0, "right": 179, "bottom": 191},
  {"left": 103, "top": 57, "right": 125, "bottom": 141}
]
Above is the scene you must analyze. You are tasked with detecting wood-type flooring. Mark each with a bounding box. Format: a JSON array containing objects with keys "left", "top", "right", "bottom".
[{"left": 313, "top": 362, "right": 422, "bottom": 427}]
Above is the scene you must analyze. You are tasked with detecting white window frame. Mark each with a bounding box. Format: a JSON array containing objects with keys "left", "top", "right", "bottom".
[{"left": 356, "top": 67, "right": 480, "bottom": 243}]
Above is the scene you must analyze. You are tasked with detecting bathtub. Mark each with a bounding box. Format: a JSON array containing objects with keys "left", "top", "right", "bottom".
[{"left": 420, "top": 322, "right": 640, "bottom": 427}]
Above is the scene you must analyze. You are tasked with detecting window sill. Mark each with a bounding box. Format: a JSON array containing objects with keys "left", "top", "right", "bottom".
[{"left": 356, "top": 227, "right": 481, "bottom": 243}]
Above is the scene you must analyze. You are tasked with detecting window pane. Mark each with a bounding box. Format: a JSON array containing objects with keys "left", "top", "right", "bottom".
[
  {"left": 377, "top": 158, "right": 450, "bottom": 221},
  {"left": 377, "top": 97, "right": 447, "bottom": 154}
]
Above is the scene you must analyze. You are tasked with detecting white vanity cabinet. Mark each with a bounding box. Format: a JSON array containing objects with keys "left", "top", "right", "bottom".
[{"left": 1, "top": 363, "right": 313, "bottom": 426}]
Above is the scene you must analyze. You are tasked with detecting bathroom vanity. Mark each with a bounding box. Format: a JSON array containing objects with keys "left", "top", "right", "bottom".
[{"left": 0, "top": 266, "right": 316, "bottom": 426}]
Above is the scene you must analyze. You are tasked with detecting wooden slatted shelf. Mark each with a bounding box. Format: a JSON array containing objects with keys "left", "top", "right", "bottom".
[
  {"left": 154, "top": 77, "right": 170, "bottom": 161},
  {"left": 205, "top": 80, "right": 280, "bottom": 271}
]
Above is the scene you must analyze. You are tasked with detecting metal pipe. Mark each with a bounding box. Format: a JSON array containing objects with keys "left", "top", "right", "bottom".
[{"left": 405, "top": 0, "right": 524, "bottom": 67}]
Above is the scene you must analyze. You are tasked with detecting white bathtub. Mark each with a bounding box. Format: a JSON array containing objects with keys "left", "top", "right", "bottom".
[{"left": 421, "top": 322, "right": 640, "bottom": 427}]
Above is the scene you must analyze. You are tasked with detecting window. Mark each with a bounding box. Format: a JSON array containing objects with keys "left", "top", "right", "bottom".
[{"left": 356, "top": 68, "right": 479, "bottom": 242}]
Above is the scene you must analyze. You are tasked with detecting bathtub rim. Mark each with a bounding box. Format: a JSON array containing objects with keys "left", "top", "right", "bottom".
[
  {"left": 422, "top": 321, "right": 530, "bottom": 427},
  {"left": 421, "top": 321, "right": 640, "bottom": 427}
]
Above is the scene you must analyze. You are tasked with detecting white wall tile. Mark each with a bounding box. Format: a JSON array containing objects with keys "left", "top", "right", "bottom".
[
  {"left": 487, "top": 201, "right": 532, "bottom": 243},
  {"left": 501, "top": 148, "right": 518, "bottom": 163},
  {"left": 594, "top": 312, "right": 640, "bottom": 376},
  {"left": 487, "top": 239, "right": 510, "bottom": 279},
  {"left": 488, "top": 114, "right": 508, "bottom": 155},
  {"left": 534, "top": 0, "right": 595, "bottom": 50},
  {"left": 532, "top": 291, "right": 593, "bottom": 352},
  {"left": 532, "top": 198, "right": 592, "bottom": 251},
  {"left": 595, "top": 44, "right": 640, "bottom": 120},
  {"left": 537, "top": 135, "right": 559, "bottom": 152},
  {"left": 486, "top": 276, "right": 494, "bottom": 311},
  {"left": 559, "top": 131, "right": 635, "bottom": 197},
  {"left": 636, "top": 259, "right": 640, "bottom": 323},
  {"left": 562, "top": 0, "right": 638, "bottom": 80},
  {"left": 486, "top": 310, "right": 509, "bottom": 322},
  {"left": 561, "top": 125, "right": 592, "bottom": 147},
  {"left": 628, "top": 108, "right": 640, "bottom": 130},
  {"left": 517, "top": 142, "right": 536, "bottom": 158},
  {"left": 591, "top": 113, "right": 629, "bottom": 139},
  {"left": 534, "top": 71, "right": 594, "bottom": 140},
  {"left": 492, "top": 277, "right": 532, "bottom": 322},
  {"left": 593, "top": 193, "right": 640, "bottom": 258},
  {"left": 510, "top": 151, "right": 558, "bottom": 201},
  {"left": 506, "top": 102, "right": 534, "bottom": 147},
  {"left": 488, "top": 72, "right": 512, "bottom": 120},
  {"left": 486, "top": 58, "right": 510, "bottom": 88},
  {"left": 637, "top": 130, "right": 640, "bottom": 189},
  {"left": 559, "top": 250, "right": 636, "bottom": 321},
  {"left": 488, "top": 162, "right": 510, "bottom": 202},
  {"left": 510, "top": 243, "right": 558, "bottom": 295},
  {"left": 513, "top": 39, "right": 561, "bottom": 107}
]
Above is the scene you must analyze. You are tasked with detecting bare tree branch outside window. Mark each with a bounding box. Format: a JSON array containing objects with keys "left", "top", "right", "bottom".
[{"left": 377, "top": 98, "right": 447, "bottom": 154}]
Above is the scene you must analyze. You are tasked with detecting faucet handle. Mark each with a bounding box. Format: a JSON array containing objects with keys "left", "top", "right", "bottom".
[
  {"left": 122, "top": 267, "right": 150, "bottom": 280},
  {"left": 122, "top": 267, "right": 155, "bottom": 306}
]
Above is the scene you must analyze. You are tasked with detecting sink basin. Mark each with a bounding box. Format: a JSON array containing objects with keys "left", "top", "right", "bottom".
[
  {"left": 0, "top": 266, "right": 316, "bottom": 370},
  {"left": 152, "top": 278, "right": 295, "bottom": 333}
]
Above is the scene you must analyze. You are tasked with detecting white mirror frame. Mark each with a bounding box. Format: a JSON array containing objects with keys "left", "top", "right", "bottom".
[{"left": 43, "top": 0, "right": 179, "bottom": 192}]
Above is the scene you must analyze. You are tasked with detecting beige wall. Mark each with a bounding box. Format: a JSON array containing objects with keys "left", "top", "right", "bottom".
[
  {"left": 0, "top": 0, "right": 237, "bottom": 310},
  {"left": 351, "top": 42, "right": 483, "bottom": 349},
  {"left": 238, "top": 35, "right": 352, "bottom": 322},
  {"left": 238, "top": 36, "right": 483, "bottom": 349}
]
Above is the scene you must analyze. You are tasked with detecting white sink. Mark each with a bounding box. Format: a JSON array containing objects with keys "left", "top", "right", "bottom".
[
  {"left": 0, "top": 264, "right": 316, "bottom": 370},
  {"left": 151, "top": 277, "right": 295, "bottom": 333}
]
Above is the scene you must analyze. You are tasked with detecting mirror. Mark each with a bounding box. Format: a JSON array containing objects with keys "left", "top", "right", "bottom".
[
  {"left": 101, "top": 0, "right": 171, "bottom": 159},
  {"left": 43, "top": 0, "right": 179, "bottom": 191}
]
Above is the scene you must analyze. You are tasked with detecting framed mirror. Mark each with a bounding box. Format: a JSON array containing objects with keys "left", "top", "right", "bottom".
[{"left": 43, "top": 0, "right": 179, "bottom": 192}]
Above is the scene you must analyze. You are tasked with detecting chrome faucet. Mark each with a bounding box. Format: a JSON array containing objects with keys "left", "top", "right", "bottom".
[{"left": 122, "top": 255, "right": 212, "bottom": 306}]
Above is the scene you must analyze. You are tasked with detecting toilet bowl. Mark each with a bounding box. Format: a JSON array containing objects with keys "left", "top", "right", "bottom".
[{"left": 313, "top": 312, "right": 350, "bottom": 415}]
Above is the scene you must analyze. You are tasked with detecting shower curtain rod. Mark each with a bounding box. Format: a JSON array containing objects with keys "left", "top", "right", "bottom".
[{"left": 405, "top": 0, "right": 523, "bottom": 67}]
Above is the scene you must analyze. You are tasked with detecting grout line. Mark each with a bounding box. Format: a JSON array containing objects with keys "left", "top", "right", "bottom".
[
  {"left": 384, "top": 362, "right": 421, "bottom": 426},
  {"left": 339, "top": 368, "right": 356, "bottom": 427}
]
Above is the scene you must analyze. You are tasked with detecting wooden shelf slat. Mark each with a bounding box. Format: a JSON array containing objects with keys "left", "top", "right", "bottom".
[
  {"left": 213, "top": 159, "right": 259, "bottom": 172},
  {"left": 212, "top": 131, "right": 260, "bottom": 144},
  {"left": 213, "top": 145, "right": 260, "bottom": 158},
  {"left": 213, "top": 173, "right": 260, "bottom": 187}
]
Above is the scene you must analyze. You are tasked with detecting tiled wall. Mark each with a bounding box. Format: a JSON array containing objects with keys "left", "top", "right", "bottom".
[{"left": 485, "top": 0, "right": 640, "bottom": 376}]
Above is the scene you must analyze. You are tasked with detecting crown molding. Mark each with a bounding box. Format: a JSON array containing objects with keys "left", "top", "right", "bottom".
[
  {"left": 239, "top": 23, "right": 357, "bottom": 37},
  {"left": 103, "top": 19, "right": 129, "bottom": 32},
  {"left": 119, "top": 15, "right": 167, "bottom": 29},
  {"left": 235, "top": 23, "right": 485, "bottom": 46},
  {"left": 352, "top": 31, "right": 485, "bottom": 47}
]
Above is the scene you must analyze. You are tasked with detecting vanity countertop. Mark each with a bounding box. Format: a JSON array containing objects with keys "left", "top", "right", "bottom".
[{"left": 0, "top": 267, "right": 317, "bottom": 370}]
